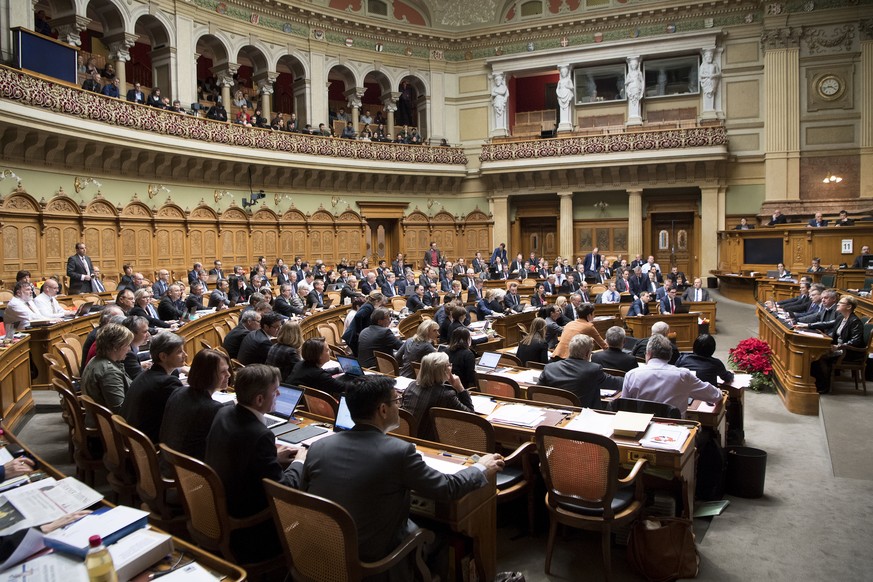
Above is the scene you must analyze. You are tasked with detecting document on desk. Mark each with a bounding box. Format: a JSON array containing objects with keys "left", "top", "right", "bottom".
[
  {"left": 728, "top": 373, "right": 752, "bottom": 389},
  {"left": 470, "top": 394, "right": 499, "bottom": 416},
  {"left": 640, "top": 423, "right": 690, "bottom": 451},
  {"left": 502, "top": 369, "right": 541, "bottom": 385},
  {"left": 418, "top": 452, "right": 466, "bottom": 475},
  {"left": 0, "top": 477, "right": 103, "bottom": 535},
  {"left": 487, "top": 404, "right": 545, "bottom": 428},
  {"left": 0, "top": 552, "right": 88, "bottom": 582},
  {"left": 563, "top": 409, "right": 615, "bottom": 437},
  {"left": 393, "top": 376, "right": 414, "bottom": 392}
]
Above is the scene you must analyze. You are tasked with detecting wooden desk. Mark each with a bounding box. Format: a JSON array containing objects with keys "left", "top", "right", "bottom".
[
  {"left": 710, "top": 272, "right": 758, "bottom": 304},
  {"left": 176, "top": 306, "right": 242, "bottom": 362},
  {"left": 836, "top": 269, "right": 872, "bottom": 290},
  {"left": 1, "top": 425, "right": 247, "bottom": 581},
  {"left": 28, "top": 314, "right": 100, "bottom": 390},
  {"left": 490, "top": 310, "right": 536, "bottom": 347},
  {"left": 624, "top": 313, "right": 701, "bottom": 350},
  {"left": 0, "top": 336, "right": 34, "bottom": 430},
  {"left": 686, "top": 393, "right": 728, "bottom": 448},
  {"left": 756, "top": 304, "right": 832, "bottom": 415},
  {"left": 300, "top": 305, "right": 352, "bottom": 339},
  {"left": 685, "top": 300, "right": 718, "bottom": 333}
]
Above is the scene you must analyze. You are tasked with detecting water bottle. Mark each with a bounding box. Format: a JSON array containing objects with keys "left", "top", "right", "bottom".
[{"left": 85, "top": 535, "right": 118, "bottom": 582}]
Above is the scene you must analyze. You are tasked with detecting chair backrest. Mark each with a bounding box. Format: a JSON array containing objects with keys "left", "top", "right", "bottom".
[
  {"left": 302, "top": 386, "right": 339, "bottom": 421},
  {"left": 213, "top": 324, "right": 228, "bottom": 343},
  {"left": 0, "top": 290, "right": 13, "bottom": 302},
  {"left": 79, "top": 395, "right": 128, "bottom": 476},
  {"left": 477, "top": 373, "right": 521, "bottom": 399},
  {"left": 198, "top": 338, "right": 213, "bottom": 351},
  {"left": 820, "top": 273, "right": 835, "bottom": 287},
  {"left": 498, "top": 353, "right": 522, "bottom": 367},
  {"left": 227, "top": 313, "right": 239, "bottom": 328},
  {"left": 159, "top": 444, "right": 230, "bottom": 555},
  {"left": 52, "top": 379, "right": 86, "bottom": 446},
  {"left": 102, "top": 279, "right": 117, "bottom": 292},
  {"left": 373, "top": 351, "right": 399, "bottom": 376},
  {"left": 325, "top": 290, "right": 342, "bottom": 306},
  {"left": 536, "top": 425, "right": 621, "bottom": 518},
  {"left": 516, "top": 323, "right": 529, "bottom": 336},
  {"left": 317, "top": 324, "right": 339, "bottom": 345},
  {"left": 263, "top": 479, "right": 361, "bottom": 581},
  {"left": 602, "top": 367, "right": 627, "bottom": 377},
  {"left": 590, "top": 284, "right": 607, "bottom": 295},
  {"left": 528, "top": 385, "right": 581, "bottom": 407},
  {"left": 391, "top": 296, "right": 407, "bottom": 311},
  {"left": 49, "top": 364, "right": 75, "bottom": 392},
  {"left": 113, "top": 414, "right": 175, "bottom": 517},
  {"left": 328, "top": 343, "right": 350, "bottom": 358},
  {"left": 611, "top": 397, "right": 681, "bottom": 419},
  {"left": 392, "top": 408, "right": 417, "bottom": 437},
  {"left": 411, "top": 361, "right": 422, "bottom": 378},
  {"left": 619, "top": 303, "right": 632, "bottom": 318},
  {"left": 430, "top": 407, "right": 495, "bottom": 452},
  {"left": 230, "top": 358, "right": 246, "bottom": 374},
  {"left": 55, "top": 344, "right": 81, "bottom": 379},
  {"left": 525, "top": 361, "right": 546, "bottom": 370},
  {"left": 329, "top": 321, "right": 345, "bottom": 343},
  {"left": 62, "top": 334, "right": 84, "bottom": 362}
]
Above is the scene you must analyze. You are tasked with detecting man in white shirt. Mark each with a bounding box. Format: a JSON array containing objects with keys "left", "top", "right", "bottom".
[
  {"left": 33, "top": 279, "right": 71, "bottom": 317},
  {"left": 640, "top": 255, "right": 661, "bottom": 278},
  {"left": 600, "top": 281, "right": 621, "bottom": 304},
  {"left": 3, "top": 282, "right": 40, "bottom": 331}
]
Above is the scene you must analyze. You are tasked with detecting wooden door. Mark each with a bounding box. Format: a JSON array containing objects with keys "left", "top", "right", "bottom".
[
  {"left": 366, "top": 219, "right": 399, "bottom": 261},
  {"left": 650, "top": 212, "right": 694, "bottom": 277},
  {"left": 520, "top": 217, "right": 557, "bottom": 260}
]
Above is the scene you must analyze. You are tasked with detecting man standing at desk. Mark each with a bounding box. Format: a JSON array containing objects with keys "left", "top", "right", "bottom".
[
  {"left": 852, "top": 245, "right": 871, "bottom": 269},
  {"left": 302, "top": 376, "right": 504, "bottom": 580},
  {"left": 66, "top": 242, "right": 97, "bottom": 294},
  {"left": 623, "top": 334, "right": 722, "bottom": 417}
]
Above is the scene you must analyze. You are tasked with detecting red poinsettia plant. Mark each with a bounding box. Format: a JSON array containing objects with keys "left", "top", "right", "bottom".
[{"left": 728, "top": 337, "right": 774, "bottom": 392}]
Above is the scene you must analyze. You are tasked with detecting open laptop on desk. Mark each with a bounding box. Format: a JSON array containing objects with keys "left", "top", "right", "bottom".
[
  {"left": 334, "top": 396, "right": 355, "bottom": 431},
  {"left": 674, "top": 304, "right": 691, "bottom": 314},
  {"left": 62, "top": 301, "right": 93, "bottom": 319},
  {"left": 335, "top": 355, "right": 366, "bottom": 381},
  {"left": 264, "top": 384, "right": 305, "bottom": 434},
  {"left": 475, "top": 351, "right": 511, "bottom": 374}
]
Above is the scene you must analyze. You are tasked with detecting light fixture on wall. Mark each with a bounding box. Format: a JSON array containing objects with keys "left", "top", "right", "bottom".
[
  {"left": 74, "top": 176, "right": 102, "bottom": 193},
  {"left": 213, "top": 189, "right": 231, "bottom": 203},
  {"left": 426, "top": 199, "right": 443, "bottom": 213},
  {"left": 148, "top": 184, "right": 171, "bottom": 199},
  {"left": 275, "top": 192, "right": 293, "bottom": 206},
  {"left": 822, "top": 173, "right": 843, "bottom": 184},
  {"left": 331, "top": 196, "right": 348, "bottom": 209},
  {"left": 593, "top": 200, "right": 609, "bottom": 214},
  {"left": 0, "top": 169, "right": 20, "bottom": 184}
]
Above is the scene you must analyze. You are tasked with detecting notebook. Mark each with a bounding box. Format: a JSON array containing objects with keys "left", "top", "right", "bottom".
[
  {"left": 475, "top": 351, "right": 510, "bottom": 374},
  {"left": 265, "top": 384, "right": 305, "bottom": 434}
]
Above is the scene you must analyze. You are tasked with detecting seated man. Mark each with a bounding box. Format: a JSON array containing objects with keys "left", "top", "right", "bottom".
[
  {"left": 591, "top": 326, "right": 638, "bottom": 373},
  {"left": 659, "top": 286, "right": 683, "bottom": 314},
  {"left": 676, "top": 334, "right": 734, "bottom": 387},
  {"left": 631, "top": 321, "right": 680, "bottom": 364},
  {"left": 540, "top": 335, "right": 623, "bottom": 409},
  {"left": 223, "top": 310, "right": 261, "bottom": 359},
  {"left": 357, "top": 308, "right": 403, "bottom": 369},
  {"left": 205, "top": 365, "right": 306, "bottom": 562},
  {"left": 808, "top": 212, "right": 828, "bottom": 227},
  {"left": 543, "top": 305, "right": 564, "bottom": 350},
  {"left": 795, "top": 289, "right": 840, "bottom": 332},
  {"left": 237, "top": 311, "right": 283, "bottom": 365},
  {"left": 3, "top": 282, "right": 38, "bottom": 331},
  {"left": 302, "top": 376, "right": 503, "bottom": 579},
  {"left": 682, "top": 278, "right": 711, "bottom": 302},
  {"left": 33, "top": 278, "right": 71, "bottom": 317},
  {"left": 599, "top": 281, "right": 621, "bottom": 304},
  {"left": 851, "top": 245, "right": 871, "bottom": 269},
  {"left": 811, "top": 295, "right": 866, "bottom": 393},
  {"left": 627, "top": 290, "right": 653, "bottom": 317},
  {"left": 623, "top": 334, "right": 722, "bottom": 417},
  {"left": 807, "top": 257, "right": 824, "bottom": 273},
  {"left": 834, "top": 209, "right": 854, "bottom": 227}
]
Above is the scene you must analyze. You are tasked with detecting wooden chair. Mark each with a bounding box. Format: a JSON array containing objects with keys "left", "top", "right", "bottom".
[
  {"left": 391, "top": 408, "right": 418, "bottom": 438},
  {"left": 830, "top": 323, "right": 873, "bottom": 394},
  {"left": 516, "top": 323, "right": 528, "bottom": 336},
  {"left": 430, "top": 407, "right": 537, "bottom": 533},
  {"left": 536, "top": 425, "right": 648, "bottom": 580},
  {"left": 55, "top": 343, "right": 82, "bottom": 381},
  {"left": 328, "top": 343, "right": 350, "bottom": 358},
  {"left": 325, "top": 290, "right": 341, "bottom": 306},
  {"left": 53, "top": 381, "right": 102, "bottom": 485},
  {"left": 227, "top": 313, "right": 239, "bottom": 328},
  {"left": 112, "top": 415, "right": 186, "bottom": 536},
  {"left": 317, "top": 324, "right": 339, "bottom": 346},
  {"left": 411, "top": 361, "right": 422, "bottom": 378},
  {"left": 373, "top": 350, "right": 399, "bottom": 376},
  {"left": 619, "top": 303, "right": 632, "bottom": 318},
  {"left": 302, "top": 386, "right": 339, "bottom": 422},
  {"left": 602, "top": 367, "right": 627, "bottom": 378},
  {"left": 820, "top": 273, "right": 836, "bottom": 288},
  {"left": 80, "top": 395, "right": 137, "bottom": 505},
  {"left": 0, "top": 290, "right": 13, "bottom": 302},
  {"left": 212, "top": 324, "right": 228, "bottom": 344},
  {"left": 477, "top": 373, "right": 522, "bottom": 399},
  {"left": 498, "top": 353, "right": 522, "bottom": 367},
  {"left": 329, "top": 321, "right": 345, "bottom": 344},
  {"left": 263, "top": 478, "right": 434, "bottom": 582},
  {"left": 610, "top": 397, "right": 681, "bottom": 419},
  {"left": 160, "top": 445, "right": 284, "bottom": 577},
  {"left": 198, "top": 338, "right": 213, "bottom": 351},
  {"left": 391, "top": 296, "right": 408, "bottom": 311},
  {"left": 102, "top": 279, "right": 117, "bottom": 292},
  {"left": 230, "top": 358, "right": 246, "bottom": 374},
  {"left": 528, "top": 385, "right": 581, "bottom": 407},
  {"left": 590, "top": 284, "right": 607, "bottom": 295}
]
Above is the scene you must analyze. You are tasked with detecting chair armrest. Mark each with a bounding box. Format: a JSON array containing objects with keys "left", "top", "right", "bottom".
[
  {"left": 503, "top": 441, "right": 536, "bottom": 466},
  {"left": 362, "top": 527, "right": 434, "bottom": 576},
  {"left": 617, "top": 458, "right": 648, "bottom": 486},
  {"left": 228, "top": 507, "right": 273, "bottom": 530}
]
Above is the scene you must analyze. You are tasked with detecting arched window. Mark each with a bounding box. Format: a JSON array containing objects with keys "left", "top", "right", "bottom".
[
  {"left": 520, "top": 1, "right": 543, "bottom": 18},
  {"left": 368, "top": 0, "right": 389, "bottom": 18}
]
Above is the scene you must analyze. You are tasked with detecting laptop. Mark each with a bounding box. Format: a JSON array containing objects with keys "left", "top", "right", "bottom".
[
  {"left": 336, "top": 355, "right": 366, "bottom": 380},
  {"left": 334, "top": 396, "right": 356, "bottom": 432},
  {"left": 475, "top": 351, "right": 511, "bottom": 374},
  {"left": 64, "top": 301, "right": 93, "bottom": 318},
  {"left": 264, "top": 384, "right": 305, "bottom": 434},
  {"left": 674, "top": 304, "right": 691, "bottom": 314}
]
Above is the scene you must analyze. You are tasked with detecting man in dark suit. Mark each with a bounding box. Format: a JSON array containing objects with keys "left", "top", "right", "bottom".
[
  {"left": 471, "top": 252, "right": 486, "bottom": 274},
  {"left": 360, "top": 272, "right": 379, "bottom": 295},
  {"left": 205, "top": 365, "right": 305, "bottom": 563},
  {"left": 835, "top": 210, "right": 855, "bottom": 227},
  {"left": 208, "top": 260, "right": 225, "bottom": 280},
  {"left": 306, "top": 280, "right": 326, "bottom": 309},
  {"left": 187, "top": 263, "right": 202, "bottom": 285},
  {"left": 503, "top": 282, "right": 523, "bottom": 313},
  {"left": 223, "top": 310, "right": 262, "bottom": 359},
  {"left": 157, "top": 284, "right": 185, "bottom": 321},
  {"left": 796, "top": 289, "right": 840, "bottom": 332},
  {"left": 540, "top": 335, "right": 623, "bottom": 408},
  {"left": 582, "top": 247, "right": 601, "bottom": 278},
  {"left": 655, "top": 279, "right": 674, "bottom": 302},
  {"left": 630, "top": 321, "right": 680, "bottom": 363},
  {"left": 423, "top": 241, "right": 443, "bottom": 270},
  {"left": 628, "top": 291, "right": 652, "bottom": 316},
  {"left": 381, "top": 272, "right": 399, "bottom": 298},
  {"left": 852, "top": 245, "right": 871, "bottom": 269},
  {"left": 466, "top": 279, "right": 483, "bottom": 303},
  {"left": 461, "top": 269, "right": 477, "bottom": 291},
  {"left": 776, "top": 282, "right": 811, "bottom": 312},
  {"left": 489, "top": 243, "right": 507, "bottom": 267},
  {"left": 561, "top": 273, "right": 581, "bottom": 294},
  {"left": 356, "top": 308, "right": 403, "bottom": 368},
  {"left": 273, "top": 284, "right": 296, "bottom": 317},
  {"left": 542, "top": 275, "right": 558, "bottom": 296},
  {"left": 237, "top": 312, "right": 282, "bottom": 365},
  {"left": 660, "top": 286, "right": 682, "bottom": 314},
  {"left": 734, "top": 217, "right": 755, "bottom": 230},
  {"left": 208, "top": 279, "right": 231, "bottom": 309},
  {"left": 682, "top": 278, "right": 711, "bottom": 302},
  {"left": 563, "top": 294, "right": 581, "bottom": 322},
  {"left": 65, "top": 242, "right": 97, "bottom": 294},
  {"left": 629, "top": 268, "right": 648, "bottom": 299},
  {"left": 592, "top": 326, "right": 638, "bottom": 373},
  {"left": 125, "top": 82, "right": 145, "bottom": 104},
  {"left": 767, "top": 209, "right": 787, "bottom": 226},
  {"left": 807, "top": 212, "right": 828, "bottom": 227},
  {"left": 301, "top": 376, "right": 503, "bottom": 578},
  {"left": 120, "top": 333, "right": 185, "bottom": 443}
]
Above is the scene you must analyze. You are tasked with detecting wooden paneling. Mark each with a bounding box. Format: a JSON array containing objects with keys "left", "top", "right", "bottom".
[{"left": 573, "top": 219, "right": 629, "bottom": 259}]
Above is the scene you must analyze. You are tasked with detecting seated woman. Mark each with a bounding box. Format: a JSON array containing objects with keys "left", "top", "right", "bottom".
[
  {"left": 265, "top": 319, "right": 304, "bottom": 380},
  {"left": 530, "top": 283, "right": 548, "bottom": 308},
  {"left": 286, "top": 337, "right": 351, "bottom": 397},
  {"left": 676, "top": 334, "right": 734, "bottom": 387},
  {"left": 446, "top": 327, "right": 477, "bottom": 390},
  {"left": 476, "top": 288, "right": 503, "bottom": 320},
  {"left": 439, "top": 305, "right": 468, "bottom": 345},
  {"left": 554, "top": 295, "right": 571, "bottom": 325},
  {"left": 516, "top": 317, "right": 549, "bottom": 367},
  {"left": 396, "top": 320, "right": 438, "bottom": 378},
  {"left": 130, "top": 288, "right": 171, "bottom": 328},
  {"left": 401, "top": 351, "right": 475, "bottom": 441},
  {"left": 81, "top": 322, "right": 134, "bottom": 421},
  {"left": 121, "top": 315, "right": 152, "bottom": 381},
  {"left": 811, "top": 295, "right": 866, "bottom": 394},
  {"left": 406, "top": 284, "right": 426, "bottom": 313},
  {"left": 160, "top": 349, "right": 231, "bottom": 461}
]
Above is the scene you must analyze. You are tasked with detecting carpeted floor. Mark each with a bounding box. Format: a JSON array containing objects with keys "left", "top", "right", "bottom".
[{"left": 16, "top": 289, "right": 873, "bottom": 580}]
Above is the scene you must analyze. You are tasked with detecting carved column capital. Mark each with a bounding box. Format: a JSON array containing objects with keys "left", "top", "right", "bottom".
[
  {"left": 213, "top": 63, "right": 240, "bottom": 88},
  {"left": 381, "top": 91, "right": 400, "bottom": 112},
  {"left": 345, "top": 86, "right": 365, "bottom": 110},
  {"left": 860, "top": 19, "right": 873, "bottom": 42},
  {"left": 105, "top": 33, "right": 138, "bottom": 62},
  {"left": 761, "top": 27, "right": 803, "bottom": 50},
  {"left": 256, "top": 73, "right": 279, "bottom": 95},
  {"left": 52, "top": 14, "right": 91, "bottom": 47}
]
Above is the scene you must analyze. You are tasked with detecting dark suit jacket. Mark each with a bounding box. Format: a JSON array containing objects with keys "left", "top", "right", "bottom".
[
  {"left": 540, "top": 359, "right": 622, "bottom": 409},
  {"left": 66, "top": 254, "right": 96, "bottom": 294},
  {"left": 126, "top": 89, "right": 144, "bottom": 103},
  {"left": 302, "top": 425, "right": 487, "bottom": 568},
  {"left": 357, "top": 325, "right": 403, "bottom": 368},
  {"left": 852, "top": 254, "right": 872, "bottom": 269},
  {"left": 380, "top": 282, "right": 398, "bottom": 297},
  {"left": 406, "top": 294, "right": 426, "bottom": 313},
  {"left": 120, "top": 366, "right": 182, "bottom": 443},
  {"left": 629, "top": 275, "right": 647, "bottom": 297},
  {"left": 157, "top": 297, "right": 185, "bottom": 321},
  {"left": 237, "top": 328, "right": 273, "bottom": 365},
  {"left": 591, "top": 347, "right": 639, "bottom": 373},
  {"left": 130, "top": 304, "right": 170, "bottom": 328},
  {"left": 222, "top": 326, "right": 251, "bottom": 359},
  {"left": 616, "top": 278, "right": 631, "bottom": 293},
  {"left": 516, "top": 338, "right": 549, "bottom": 366},
  {"left": 286, "top": 361, "right": 350, "bottom": 397},
  {"left": 831, "top": 313, "right": 865, "bottom": 361},
  {"left": 768, "top": 215, "right": 788, "bottom": 226},
  {"left": 660, "top": 296, "right": 683, "bottom": 314},
  {"left": 273, "top": 295, "right": 295, "bottom": 317},
  {"left": 360, "top": 280, "right": 377, "bottom": 295},
  {"left": 160, "top": 386, "right": 225, "bottom": 461},
  {"left": 808, "top": 219, "right": 829, "bottom": 227},
  {"left": 503, "top": 292, "right": 523, "bottom": 312},
  {"left": 800, "top": 304, "right": 839, "bottom": 331},
  {"left": 682, "top": 287, "right": 711, "bottom": 302},
  {"left": 582, "top": 252, "right": 601, "bottom": 275},
  {"left": 627, "top": 298, "right": 651, "bottom": 317},
  {"left": 676, "top": 353, "right": 734, "bottom": 386},
  {"left": 306, "top": 290, "right": 324, "bottom": 309},
  {"left": 401, "top": 381, "right": 475, "bottom": 441}
]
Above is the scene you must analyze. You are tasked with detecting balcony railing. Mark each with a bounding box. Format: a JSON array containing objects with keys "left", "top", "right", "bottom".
[{"left": 0, "top": 66, "right": 467, "bottom": 166}]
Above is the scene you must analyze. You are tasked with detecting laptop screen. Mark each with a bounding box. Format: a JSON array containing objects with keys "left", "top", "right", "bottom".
[
  {"left": 336, "top": 355, "right": 364, "bottom": 377},
  {"left": 478, "top": 351, "right": 501, "bottom": 369},
  {"left": 74, "top": 302, "right": 93, "bottom": 317},
  {"left": 273, "top": 384, "right": 304, "bottom": 419},
  {"left": 335, "top": 396, "right": 356, "bottom": 431}
]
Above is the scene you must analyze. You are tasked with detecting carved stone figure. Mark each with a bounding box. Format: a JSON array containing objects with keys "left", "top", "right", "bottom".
[
  {"left": 699, "top": 48, "right": 721, "bottom": 113},
  {"left": 556, "top": 65, "right": 574, "bottom": 130},
  {"left": 491, "top": 72, "right": 509, "bottom": 134},
  {"left": 625, "top": 57, "right": 644, "bottom": 123}
]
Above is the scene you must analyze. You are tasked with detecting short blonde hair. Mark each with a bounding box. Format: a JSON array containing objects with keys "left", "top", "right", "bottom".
[
  {"left": 413, "top": 320, "right": 439, "bottom": 343},
  {"left": 417, "top": 352, "right": 450, "bottom": 387},
  {"left": 134, "top": 288, "right": 152, "bottom": 303},
  {"left": 276, "top": 320, "right": 303, "bottom": 349},
  {"left": 95, "top": 323, "right": 134, "bottom": 358}
]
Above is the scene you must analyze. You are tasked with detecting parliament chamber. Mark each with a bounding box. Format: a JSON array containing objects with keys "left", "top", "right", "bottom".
[{"left": 0, "top": 0, "right": 872, "bottom": 580}]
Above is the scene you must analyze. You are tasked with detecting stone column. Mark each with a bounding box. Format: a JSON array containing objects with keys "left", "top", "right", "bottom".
[
  {"left": 308, "top": 52, "right": 327, "bottom": 124},
  {"left": 627, "top": 189, "right": 643, "bottom": 258},
  {"left": 860, "top": 23, "right": 873, "bottom": 199},
  {"left": 213, "top": 63, "right": 239, "bottom": 119},
  {"left": 717, "top": 186, "right": 726, "bottom": 231},
  {"left": 256, "top": 73, "right": 278, "bottom": 115},
  {"left": 558, "top": 192, "right": 575, "bottom": 259},
  {"left": 52, "top": 14, "right": 90, "bottom": 47},
  {"left": 489, "top": 195, "right": 510, "bottom": 251},
  {"left": 415, "top": 94, "right": 430, "bottom": 141},
  {"left": 345, "top": 86, "right": 365, "bottom": 129},
  {"left": 762, "top": 28, "right": 803, "bottom": 200},
  {"left": 105, "top": 34, "right": 136, "bottom": 90},
  {"left": 700, "top": 186, "right": 721, "bottom": 276},
  {"left": 382, "top": 92, "right": 399, "bottom": 137},
  {"left": 293, "top": 78, "right": 310, "bottom": 125}
]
